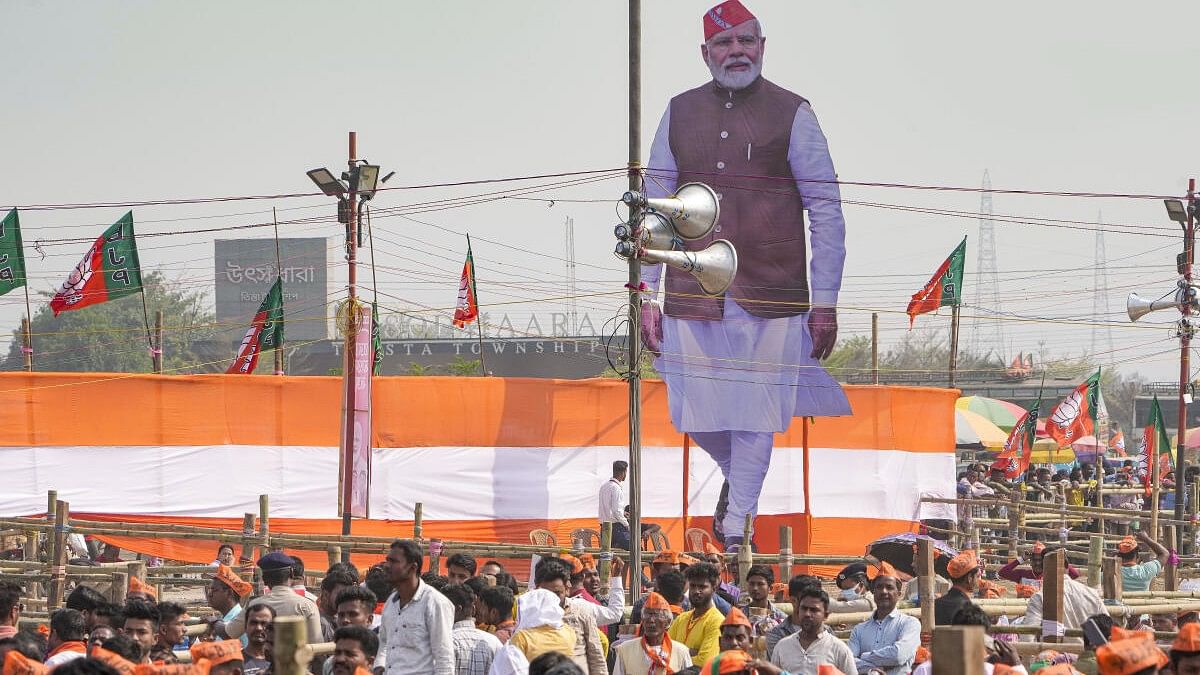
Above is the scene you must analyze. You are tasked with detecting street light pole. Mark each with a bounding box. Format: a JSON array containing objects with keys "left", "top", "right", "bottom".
[
  {"left": 625, "top": 0, "right": 645, "bottom": 602},
  {"left": 1175, "top": 177, "right": 1196, "bottom": 548},
  {"left": 341, "top": 131, "right": 360, "bottom": 543}
]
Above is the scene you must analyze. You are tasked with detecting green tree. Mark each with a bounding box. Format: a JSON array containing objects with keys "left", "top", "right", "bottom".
[
  {"left": 447, "top": 355, "right": 481, "bottom": 376},
  {"left": 4, "top": 271, "right": 218, "bottom": 373}
]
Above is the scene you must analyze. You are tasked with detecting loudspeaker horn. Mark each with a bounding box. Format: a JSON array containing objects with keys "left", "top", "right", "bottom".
[
  {"left": 639, "top": 239, "right": 738, "bottom": 296},
  {"left": 622, "top": 182, "right": 721, "bottom": 240},
  {"left": 1126, "top": 292, "right": 1179, "bottom": 322}
]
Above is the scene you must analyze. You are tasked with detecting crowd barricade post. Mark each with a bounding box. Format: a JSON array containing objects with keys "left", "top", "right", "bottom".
[
  {"left": 930, "top": 625, "right": 985, "bottom": 675},
  {"left": 272, "top": 615, "right": 311, "bottom": 675},
  {"left": 47, "top": 500, "right": 69, "bottom": 610},
  {"left": 1102, "top": 557, "right": 1122, "bottom": 603},
  {"left": 779, "top": 525, "right": 793, "bottom": 582},
  {"left": 1041, "top": 548, "right": 1065, "bottom": 644},
  {"left": 917, "top": 537, "right": 935, "bottom": 645}
]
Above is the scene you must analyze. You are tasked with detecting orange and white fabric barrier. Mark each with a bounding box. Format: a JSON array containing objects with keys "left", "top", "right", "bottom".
[{"left": 0, "top": 373, "right": 956, "bottom": 571}]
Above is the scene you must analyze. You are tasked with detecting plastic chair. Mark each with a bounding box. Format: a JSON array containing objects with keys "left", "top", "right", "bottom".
[
  {"left": 529, "top": 529, "right": 558, "bottom": 547},
  {"left": 642, "top": 529, "right": 670, "bottom": 552},
  {"left": 570, "top": 528, "right": 599, "bottom": 549},
  {"left": 686, "top": 527, "right": 715, "bottom": 553}
]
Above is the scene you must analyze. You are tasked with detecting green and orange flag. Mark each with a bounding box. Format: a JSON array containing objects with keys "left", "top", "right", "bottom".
[
  {"left": 906, "top": 236, "right": 966, "bottom": 327},
  {"left": 991, "top": 394, "right": 1041, "bottom": 479},
  {"left": 0, "top": 209, "right": 28, "bottom": 298},
  {"left": 51, "top": 211, "right": 143, "bottom": 316},
  {"left": 453, "top": 239, "right": 479, "bottom": 329},
  {"left": 227, "top": 278, "right": 284, "bottom": 374},
  {"left": 1138, "top": 395, "right": 1172, "bottom": 496},
  {"left": 1045, "top": 369, "right": 1102, "bottom": 448}
]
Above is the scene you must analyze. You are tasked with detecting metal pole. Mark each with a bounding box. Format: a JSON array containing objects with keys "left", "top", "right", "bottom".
[
  {"left": 949, "top": 305, "right": 960, "bottom": 388},
  {"left": 21, "top": 317, "right": 32, "bottom": 372},
  {"left": 1176, "top": 177, "right": 1196, "bottom": 549},
  {"left": 626, "top": 0, "right": 644, "bottom": 602},
  {"left": 871, "top": 312, "right": 879, "bottom": 385},
  {"left": 467, "top": 233, "right": 487, "bottom": 376},
  {"left": 153, "top": 310, "right": 164, "bottom": 374},
  {"left": 272, "top": 207, "right": 285, "bottom": 376},
  {"left": 341, "top": 131, "right": 359, "bottom": 543},
  {"left": 22, "top": 279, "right": 33, "bottom": 371}
]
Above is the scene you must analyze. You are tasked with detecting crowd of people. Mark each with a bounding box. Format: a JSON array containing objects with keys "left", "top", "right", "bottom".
[{"left": 2, "top": 525, "right": 1200, "bottom": 675}]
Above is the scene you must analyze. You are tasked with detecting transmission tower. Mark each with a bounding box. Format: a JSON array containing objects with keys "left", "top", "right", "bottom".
[
  {"left": 565, "top": 216, "right": 578, "bottom": 334},
  {"left": 1092, "top": 211, "right": 1115, "bottom": 356},
  {"left": 970, "top": 170, "right": 1006, "bottom": 361}
]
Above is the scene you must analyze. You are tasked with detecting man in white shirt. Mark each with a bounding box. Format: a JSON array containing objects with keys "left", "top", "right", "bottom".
[
  {"left": 599, "top": 460, "right": 630, "bottom": 549},
  {"left": 375, "top": 539, "right": 455, "bottom": 675},
  {"left": 1022, "top": 562, "right": 1106, "bottom": 644},
  {"left": 771, "top": 587, "right": 856, "bottom": 675}
]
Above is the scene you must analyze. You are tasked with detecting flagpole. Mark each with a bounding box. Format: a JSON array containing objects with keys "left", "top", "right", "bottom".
[
  {"left": 467, "top": 233, "right": 487, "bottom": 376},
  {"left": 948, "top": 305, "right": 960, "bottom": 388},
  {"left": 1151, "top": 399, "right": 1162, "bottom": 538},
  {"left": 22, "top": 272, "right": 33, "bottom": 373},
  {"left": 272, "top": 208, "right": 285, "bottom": 376},
  {"left": 366, "top": 204, "right": 380, "bottom": 375},
  {"left": 138, "top": 288, "right": 157, "bottom": 372}
]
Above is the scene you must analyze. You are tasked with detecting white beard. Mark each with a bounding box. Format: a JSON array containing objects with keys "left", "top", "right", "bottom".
[{"left": 707, "top": 55, "right": 761, "bottom": 91}]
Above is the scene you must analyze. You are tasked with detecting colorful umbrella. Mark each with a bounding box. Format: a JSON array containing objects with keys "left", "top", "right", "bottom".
[
  {"left": 1029, "top": 437, "right": 1076, "bottom": 465},
  {"left": 865, "top": 533, "right": 958, "bottom": 579},
  {"left": 956, "top": 409, "right": 1009, "bottom": 449},
  {"left": 956, "top": 396, "right": 1024, "bottom": 432}
]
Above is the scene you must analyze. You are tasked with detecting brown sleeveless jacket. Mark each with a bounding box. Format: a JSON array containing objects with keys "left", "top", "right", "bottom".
[{"left": 665, "top": 76, "right": 809, "bottom": 320}]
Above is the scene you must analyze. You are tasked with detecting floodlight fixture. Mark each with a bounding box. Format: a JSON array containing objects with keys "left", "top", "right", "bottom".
[
  {"left": 307, "top": 167, "right": 347, "bottom": 197},
  {"left": 1166, "top": 199, "right": 1187, "bottom": 224},
  {"left": 355, "top": 164, "right": 381, "bottom": 199}
]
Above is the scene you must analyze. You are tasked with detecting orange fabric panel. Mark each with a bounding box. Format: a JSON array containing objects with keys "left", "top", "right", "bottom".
[{"left": 0, "top": 373, "right": 953, "bottom": 453}]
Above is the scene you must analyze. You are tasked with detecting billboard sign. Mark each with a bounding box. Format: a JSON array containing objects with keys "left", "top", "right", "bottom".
[{"left": 215, "top": 238, "right": 328, "bottom": 342}]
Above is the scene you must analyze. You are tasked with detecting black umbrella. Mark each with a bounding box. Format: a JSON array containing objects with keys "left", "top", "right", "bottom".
[{"left": 865, "top": 533, "right": 958, "bottom": 579}]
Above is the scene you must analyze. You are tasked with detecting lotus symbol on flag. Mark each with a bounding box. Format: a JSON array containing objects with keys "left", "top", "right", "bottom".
[
  {"left": 58, "top": 247, "right": 96, "bottom": 306},
  {"left": 1049, "top": 390, "right": 1084, "bottom": 438}
]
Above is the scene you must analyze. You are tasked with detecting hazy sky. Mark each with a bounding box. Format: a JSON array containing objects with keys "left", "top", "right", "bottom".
[{"left": 2, "top": 1, "right": 1197, "bottom": 383}]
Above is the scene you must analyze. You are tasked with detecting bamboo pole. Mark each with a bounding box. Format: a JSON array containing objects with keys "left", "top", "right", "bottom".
[
  {"left": 737, "top": 515, "right": 753, "bottom": 589},
  {"left": 110, "top": 572, "right": 128, "bottom": 604},
  {"left": 1007, "top": 490, "right": 1020, "bottom": 559},
  {"left": 239, "top": 513, "right": 257, "bottom": 563},
  {"left": 1087, "top": 535, "right": 1103, "bottom": 586},
  {"left": 273, "top": 616, "right": 312, "bottom": 675},
  {"left": 46, "top": 500, "right": 68, "bottom": 610},
  {"left": 1042, "top": 548, "right": 1064, "bottom": 643},
  {"left": 779, "top": 526, "right": 793, "bottom": 582},
  {"left": 598, "top": 522, "right": 612, "bottom": 589},
  {"left": 1102, "top": 557, "right": 1122, "bottom": 603},
  {"left": 413, "top": 503, "right": 423, "bottom": 540},
  {"left": 1166, "top": 524, "right": 1179, "bottom": 591},
  {"left": 916, "top": 538, "right": 935, "bottom": 642},
  {"left": 931, "top": 625, "right": 984, "bottom": 675},
  {"left": 259, "top": 495, "right": 270, "bottom": 559}
]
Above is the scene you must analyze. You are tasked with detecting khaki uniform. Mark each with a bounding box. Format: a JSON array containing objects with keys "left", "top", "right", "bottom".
[{"left": 226, "top": 585, "right": 323, "bottom": 644}]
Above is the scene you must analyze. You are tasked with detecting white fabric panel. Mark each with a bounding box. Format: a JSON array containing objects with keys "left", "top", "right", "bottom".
[
  {"left": 807, "top": 447, "right": 957, "bottom": 521},
  {"left": 0, "top": 445, "right": 950, "bottom": 522}
]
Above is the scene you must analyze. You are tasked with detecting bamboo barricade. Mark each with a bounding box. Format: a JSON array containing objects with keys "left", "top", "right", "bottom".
[{"left": 923, "top": 496, "right": 1193, "bottom": 527}]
